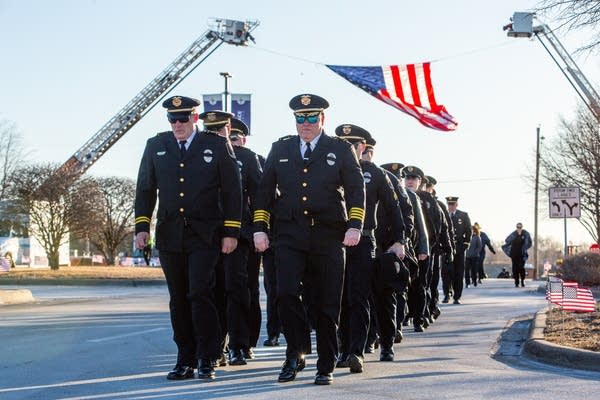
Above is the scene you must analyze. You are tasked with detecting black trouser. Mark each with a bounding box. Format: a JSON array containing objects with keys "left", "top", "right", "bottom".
[
  {"left": 465, "top": 256, "right": 479, "bottom": 285},
  {"left": 215, "top": 239, "right": 250, "bottom": 351},
  {"left": 373, "top": 254, "right": 403, "bottom": 350},
  {"left": 428, "top": 253, "right": 441, "bottom": 312},
  {"left": 339, "top": 236, "right": 375, "bottom": 358},
  {"left": 477, "top": 254, "right": 486, "bottom": 281},
  {"left": 160, "top": 246, "right": 222, "bottom": 366},
  {"left": 247, "top": 248, "right": 262, "bottom": 347},
  {"left": 262, "top": 248, "right": 281, "bottom": 340},
  {"left": 407, "top": 258, "right": 429, "bottom": 325},
  {"left": 452, "top": 248, "right": 466, "bottom": 300},
  {"left": 441, "top": 259, "right": 453, "bottom": 297},
  {"left": 511, "top": 256, "right": 526, "bottom": 285},
  {"left": 366, "top": 295, "right": 378, "bottom": 346},
  {"left": 275, "top": 243, "right": 345, "bottom": 375}
]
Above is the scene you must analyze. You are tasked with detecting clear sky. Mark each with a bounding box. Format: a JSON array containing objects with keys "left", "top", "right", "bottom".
[{"left": 1, "top": 0, "right": 598, "bottom": 248}]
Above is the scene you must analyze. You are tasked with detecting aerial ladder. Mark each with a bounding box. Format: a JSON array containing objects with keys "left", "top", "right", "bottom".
[
  {"left": 60, "top": 18, "right": 259, "bottom": 175},
  {"left": 504, "top": 12, "right": 600, "bottom": 122}
]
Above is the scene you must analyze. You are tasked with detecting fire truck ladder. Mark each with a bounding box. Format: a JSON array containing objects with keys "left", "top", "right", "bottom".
[
  {"left": 61, "top": 18, "right": 259, "bottom": 175},
  {"left": 505, "top": 12, "right": 600, "bottom": 122}
]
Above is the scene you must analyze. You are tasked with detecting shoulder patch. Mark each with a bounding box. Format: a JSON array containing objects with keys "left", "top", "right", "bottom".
[{"left": 278, "top": 134, "right": 296, "bottom": 141}]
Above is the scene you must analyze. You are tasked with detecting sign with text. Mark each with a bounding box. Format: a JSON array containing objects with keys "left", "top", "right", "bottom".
[{"left": 548, "top": 187, "right": 581, "bottom": 218}]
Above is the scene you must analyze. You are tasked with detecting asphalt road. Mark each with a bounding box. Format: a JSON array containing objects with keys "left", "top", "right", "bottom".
[{"left": 1, "top": 279, "right": 599, "bottom": 400}]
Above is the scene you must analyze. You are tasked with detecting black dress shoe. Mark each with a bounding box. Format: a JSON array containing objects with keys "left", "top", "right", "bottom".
[
  {"left": 442, "top": 295, "right": 450, "bottom": 304},
  {"left": 347, "top": 354, "right": 363, "bottom": 373},
  {"left": 314, "top": 372, "right": 333, "bottom": 385},
  {"left": 364, "top": 342, "right": 375, "bottom": 353},
  {"left": 414, "top": 323, "right": 424, "bottom": 332},
  {"left": 432, "top": 307, "right": 441, "bottom": 320},
  {"left": 278, "top": 357, "right": 302, "bottom": 382},
  {"left": 197, "top": 359, "right": 215, "bottom": 380},
  {"left": 241, "top": 347, "right": 255, "bottom": 360},
  {"left": 335, "top": 353, "right": 349, "bottom": 368},
  {"left": 422, "top": 318, "right": 430, "bottom": 328},
  {"left": 228, "top": 349, "right": 247, "bottom": 366},
  {"left": 394, "top": 330, "right": 403, "bottom": 343},
  {"left": 166, "top": 365, "right": 194, "bottom": 380},
  {"left": 453, "top": 299, "right": 461, "bottom": 305},
  {"left": 263, "top": 336, "right": 280, "bottom": 347},
  {"left": 380, "top": 348, "right": 394, "bottom": 362}
]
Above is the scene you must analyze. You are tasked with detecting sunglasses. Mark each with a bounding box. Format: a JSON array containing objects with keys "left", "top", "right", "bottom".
[
  {"left": 168, "top": 114, "right": 191, "bottom": 124},
  {"left": 295, "top": 114, "right": 320, "bottom": 124},
  {"left": 516, "top": 226, "right": 523, "bottom": 229}
]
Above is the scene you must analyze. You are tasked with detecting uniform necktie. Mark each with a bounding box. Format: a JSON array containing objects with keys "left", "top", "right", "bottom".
[
  {"left": 179, "top": 140, "right": 187, "bottom": 158},
  {"left": 303, "top": 141, "right": 312, "bottom": 161}
]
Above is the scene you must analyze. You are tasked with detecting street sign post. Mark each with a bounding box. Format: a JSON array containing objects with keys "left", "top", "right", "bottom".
[
  {"left": 548, "top": 187, "right": 580, "bottom": 218},
  {"left": 548, "top": 186, "right": 581, "bottom": 257}
]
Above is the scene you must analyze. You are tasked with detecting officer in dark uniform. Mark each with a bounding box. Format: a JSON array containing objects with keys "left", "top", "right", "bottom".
[
  {"left": 445, "top": 196, "right": 472, "bottom": 304},
  {"left": 334, "top": 125, "right": 406, "bottom": 374},
  {"left": 423, "top": 176, "right": 454, "bottom": 319},
  {"left": 229, "top": 118, "right": 263, "bottom": 359},
  {"left": 253, "top": 94, "right": 365, "bottom": 386},
  {"left": 402, "top": 166, "right": 433, "bottom": 332},
  {"left": 199, "top": 112, "right": 254, "bottom": 367},
  {"left": 135, "top": 96, "right": 242, "bottom": 380}
]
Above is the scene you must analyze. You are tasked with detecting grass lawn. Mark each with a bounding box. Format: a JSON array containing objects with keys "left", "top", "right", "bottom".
[{"left": 0, "top": 265, "right": 165, "bottom": 280}]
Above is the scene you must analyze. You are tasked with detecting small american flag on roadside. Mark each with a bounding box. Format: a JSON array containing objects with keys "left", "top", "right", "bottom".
[{"left": 562, "top": 285, "right": 596, "bottom": 313}]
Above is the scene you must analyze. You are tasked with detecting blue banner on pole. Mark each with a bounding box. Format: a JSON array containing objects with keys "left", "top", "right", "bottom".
[
  {"left": 231, "top": 94, "right": 251, "bottom": 132},
  {"left": 202, "top": 94, "right": 223, "bottom": 112}
]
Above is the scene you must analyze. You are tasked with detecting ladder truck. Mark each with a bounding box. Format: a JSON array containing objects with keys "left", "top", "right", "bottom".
[
  {"left": 504, "top": 12, "right": 600, "bottom": 122},
  {"left": 60, "top": 18, "right": 259, "bottom": 175}
]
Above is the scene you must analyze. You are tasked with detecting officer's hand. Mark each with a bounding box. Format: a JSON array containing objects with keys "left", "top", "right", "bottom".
[
  {"left": 343, "top": 228, "right": 361, "bottom": 247},
  {"left": 388, "top": 242, "right": 405, "bottom": 260},
  {"left": 221, "top": 237, "right": 238, "bottom": 254},
  {"left": 418, "top": 253, "right": 428, "bottom": 261},
  {"left": 135, "top": 232, "right": 149, "bottom": 250},
  {"left": 254, "top": 232, "right": 270, "bottom": 252}
]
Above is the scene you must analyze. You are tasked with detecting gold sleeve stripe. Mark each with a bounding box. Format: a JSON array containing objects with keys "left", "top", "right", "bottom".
[
  {"left": 135, "top": 216, "right": 151, "bottom": 224},
  {"left": 254, "top": 210, "right": 271, "bottom": 217},
  {"left": 224, "top": 220, "right": 242, "bottom": 228}
]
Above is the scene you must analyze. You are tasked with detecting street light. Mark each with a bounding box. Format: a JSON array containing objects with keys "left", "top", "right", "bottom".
[
  {"left": 220, "top": 72, "right": 232, "bottom": 112},
  {"left": 534, "top": 125, "right": 545, "bottom": 279}
]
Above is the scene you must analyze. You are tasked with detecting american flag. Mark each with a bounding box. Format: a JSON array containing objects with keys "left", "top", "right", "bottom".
[
  {"left": 562, "top": 285, "right": 596, "bottom": 313},
  {"left": 546, "top": 278, "right": 596, "bottom": 312},
  {"left": 327, "top": 63, "right": 458, "bottom": 132}
]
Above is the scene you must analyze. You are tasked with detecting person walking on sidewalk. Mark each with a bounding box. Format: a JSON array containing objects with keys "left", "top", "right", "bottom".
[{"left": 502, "top": 223, "right": 532, "bottom": 288}]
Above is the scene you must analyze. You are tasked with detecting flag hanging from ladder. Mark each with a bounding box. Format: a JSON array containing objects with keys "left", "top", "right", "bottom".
[{"left": 326, "top": 63, "right": 458, "bottom": 132}]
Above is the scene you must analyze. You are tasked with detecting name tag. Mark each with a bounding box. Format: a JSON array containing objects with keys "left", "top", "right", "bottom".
[
  {"left": 156, "top": 151, "right": 166, "bottom": 156},
  {"left": 279, "top": 159, "right": 288, "bottom": 162}
]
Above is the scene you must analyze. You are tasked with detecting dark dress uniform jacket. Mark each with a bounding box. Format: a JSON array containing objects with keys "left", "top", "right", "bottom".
[
  {"left": 452, "top": 210, "right": 472, "bottom": 252},
  {"left": 232, "top": 146, "right": 262, "bottom": 242},
  {"left": 253, "top": 133, "right": 365, "bottom": 251},
  {"left": 135, "top": 130, "right": 242, "bottom": 251}
]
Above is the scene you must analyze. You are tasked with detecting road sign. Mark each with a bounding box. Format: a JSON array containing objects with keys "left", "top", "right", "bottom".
[{"left": 548, "top": 187, "right": 581, "bottom": 218}]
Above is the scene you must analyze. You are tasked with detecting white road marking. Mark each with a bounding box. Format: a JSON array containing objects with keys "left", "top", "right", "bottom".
[{"left": 87, "top": 327, "right": 167, "bottom": 343}]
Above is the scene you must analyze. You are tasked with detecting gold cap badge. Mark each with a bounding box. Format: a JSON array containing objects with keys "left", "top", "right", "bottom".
[
  {"left": 300, "top": 95, "right": 311, "bottom": 106},
  {"left": 342, "top": 125, "right": 352, "bottom": 135},
  {"left": 207, "top": 112, "right": 216, "bottom": 121},
  {"left": 392, "top": 163, "right": 399, "bottom": 171},
  {"left": 172, "top": 97, "right": 182, "bottom": 107}
]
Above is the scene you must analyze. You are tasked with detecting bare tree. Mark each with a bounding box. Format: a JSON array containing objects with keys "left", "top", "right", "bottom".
[
  {"left": 85, "top": 176, "right": 136, "bottom": 265},
  {"left": 539, "top": 107, "right": 600, "bottom": 242},
  {"left": 0, "top": 119, "right": 29, "bottom": 201},
  {"left": 536, "top": 0, "right": 600, "bottom": 53},
  {"left": 8, "top": 163, "right": 102, "bottom": 269}
]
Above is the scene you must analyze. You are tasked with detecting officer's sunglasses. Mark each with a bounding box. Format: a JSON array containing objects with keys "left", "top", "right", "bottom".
[
  {"left": 168, "top": 114, "right": 191, "bottom": 124},
  {"left": 295, "top": 113, "right": 320, "bottom": 124}
]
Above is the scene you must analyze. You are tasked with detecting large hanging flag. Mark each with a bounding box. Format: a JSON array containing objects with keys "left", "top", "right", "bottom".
[
  {"left": 231, "top": 94, "right": 252, "bottom": 131},
  {"left": 202, "top": 94, "right": 223, "bottom": 112},
  {"left": 327, "top": 63, "right": 457, "bottom": 132}
]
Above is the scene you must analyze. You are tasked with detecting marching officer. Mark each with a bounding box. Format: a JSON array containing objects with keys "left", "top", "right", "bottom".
[
  {"left": 228, "top": 118, "right": 263, "bottom": 359},
  {"left": 199, "top": 113, "right": 256, "bottom": 367},
  {"left": 253, "top": 94, "right": 365, "bottom": 385},
  {"left": 134, "top": 96, "right": 242, "bottom": 380},
  {"left": 446, "top": 196, "right": 472, "bottom": 304},
  {"left": 334, "top": 124, "right": 406, "bottom": 373}
]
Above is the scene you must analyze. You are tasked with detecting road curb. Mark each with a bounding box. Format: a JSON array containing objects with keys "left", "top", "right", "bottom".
[
  {"left": 0, "top": 289, "right": 35, "bottom": 305},
  {"left": 524, "top": 307, "right": 600, "bottom": 372}
]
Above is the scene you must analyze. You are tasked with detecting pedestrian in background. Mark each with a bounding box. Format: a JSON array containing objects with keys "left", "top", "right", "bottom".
[
  {"left": 465, "top": 223, "right": 482, "bottom": 287},
  {"left": 502, "top": 223, "right": 532, "bottom": 288},
  {"left": 474, "top": 223, "right": 495, "bottom": 284}
]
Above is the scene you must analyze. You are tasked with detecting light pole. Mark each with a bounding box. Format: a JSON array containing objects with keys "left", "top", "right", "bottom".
[
  {"left": 534, "top": 125, "right": 542, "bottom": 279},
  {"left": 220, "top": 72, "right": 232, "bottom": 112}
]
